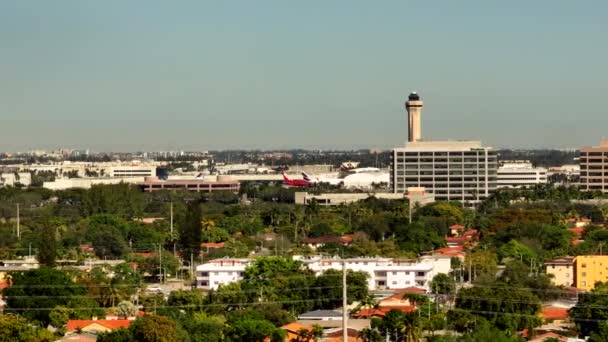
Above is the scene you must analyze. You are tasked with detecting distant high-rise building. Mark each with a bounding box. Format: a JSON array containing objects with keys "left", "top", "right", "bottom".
[
  {"left": 390, "top": 93, "right": 497, "bottom": 205},
  {"left": 579, "top": 139, "right": 608, "bottom": 192}
]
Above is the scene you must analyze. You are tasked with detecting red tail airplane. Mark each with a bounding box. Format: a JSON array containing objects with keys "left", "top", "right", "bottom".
[{"left": 282, "top": 172, "right": 313, "bottom": 187}]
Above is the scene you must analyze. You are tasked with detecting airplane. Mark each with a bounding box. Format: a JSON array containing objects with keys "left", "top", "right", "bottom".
[
  {"left": 302, "top": 172, "right": 343, "bottom": 186},
  {"left": 282, "top": 172, "right": 313, "bottom": 187}
]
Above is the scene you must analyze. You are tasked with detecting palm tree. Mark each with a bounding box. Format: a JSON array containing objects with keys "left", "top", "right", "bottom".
[
  {"left": 358, "top": 327, "right": 383, "bottom": 342},
  {"left": 353, "top": 293, "right": 379, "bottom": 314},
  {"left": 402, "top": 312, "right": 422, "bottom": 342}
]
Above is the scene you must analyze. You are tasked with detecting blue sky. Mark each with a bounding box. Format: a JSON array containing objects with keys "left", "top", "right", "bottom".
[{"left": 1, "top": 1, "right": 606, "bottom": 151}]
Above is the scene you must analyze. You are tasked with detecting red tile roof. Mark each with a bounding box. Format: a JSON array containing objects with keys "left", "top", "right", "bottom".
[
  {"left": 449, "top": 224, "right": 466, "bottom": 230},
  {"left": 302, "top": 236, "right": 351, "bottom": 245},
  {"left": 201, "top": 242, "right": 225, "bottom": 249},
  {"left": 133, "top": 252, "right": 155, "bottom": 258},
  {"left": 352, "top": 306, "right": 416, "bottom": 318},
  {"left": 461, "top": 229, "right": 478, "bottom": 238},
  {"left": 528, "top": 332, "right": 568, "bottom": 342},
  {"left": 570, "top": 227, "right": 585, "bottom": 237},
  {"left": 281, "top": 322, "right": 312, "bottom": 333},
  {"left": 66, "top": 320, "right": 132, "bottom": 332},
  {"left": 542, "top": 307, "right": 569, "bottom": 321},
  {"left": 434, "top": 246, "right": 465, "bottom": 256}
]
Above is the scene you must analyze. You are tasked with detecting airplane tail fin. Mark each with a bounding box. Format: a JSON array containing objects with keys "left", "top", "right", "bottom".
[{"left": 302, "top": 172, "right": 312, "bottom": 182}]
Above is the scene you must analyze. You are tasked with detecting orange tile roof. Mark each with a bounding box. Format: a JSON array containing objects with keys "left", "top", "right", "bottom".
[
  {"left": 528, "top": 332, "right": 568, "bottom": 342},
  {"left": 281, "top": 322, "right": 311, "bottom": 333},
  {"left": 352, "top": 306, "right": 416, "bottom": 318},
  {"left": 66, "top": 320, "right": 132, "bottom": 332},
  {"left": 434, "top": 246, "right": 465, "bottom": 256},
  {"left": 570, "top": 227, "right": 585, "bottom": 236},
  {"left": 133, "top": 252, "right": 155, "bottom": 258},
  {"left": 461, "top": 229, "right": 478, "bottom": 237},
  {"left": 201, "top": 242, "right": 225, "bottom": 248},
  {"left": 542, "top": 307, "right": 569, "bottom": 321},
  {"left": 449, "top": 224, "right": 466, "bottom": 230}
]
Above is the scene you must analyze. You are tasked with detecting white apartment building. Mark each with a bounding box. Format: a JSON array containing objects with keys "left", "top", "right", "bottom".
[
  {"left": 195, "top": 256, "right": 450, "bottom": 291},
  {"left": 497, "top": 161, "right": 547, "bottom": 188},
  {"left": 390, "top": 141, "right": 498, "bottom": 204},
  {"left": 196, "top": 258, "right": 251, "bottom": 289}
]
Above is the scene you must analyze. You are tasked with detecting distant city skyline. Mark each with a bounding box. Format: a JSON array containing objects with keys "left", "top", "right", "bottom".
[{"left": 1, "top": 1, "right": 607, "bottom": 151}]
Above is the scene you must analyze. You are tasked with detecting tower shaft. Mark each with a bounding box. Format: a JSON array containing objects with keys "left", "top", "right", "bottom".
[{"left": 406, "top": 92, "right": 423, "bottom": 142}]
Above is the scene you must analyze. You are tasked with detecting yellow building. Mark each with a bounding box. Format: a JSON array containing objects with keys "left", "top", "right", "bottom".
[
  {"left": 545, "top": 257, "right": 575, "bottom": 288},
  {"left": 575, "top": 255, "right": 608, "bottom": 291}
]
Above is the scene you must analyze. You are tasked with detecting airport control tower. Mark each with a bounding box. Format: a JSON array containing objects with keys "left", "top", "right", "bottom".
[{"left": 406, "top": 92, "right": 423, "bottom": 142}]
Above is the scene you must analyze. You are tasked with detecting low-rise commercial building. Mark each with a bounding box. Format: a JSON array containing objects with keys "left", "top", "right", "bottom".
[
  {"left": 497, "top": 161, "right": 547, "bottom": 188},
  {"left": 43, "top": 177, "right": 145, "bottom": 190},
  {"left": 294, "top": 187, "right": 434, "bottom": 207},
  {"left": 195, "top": 255, "right": 450, "bottom": 291},
  {"left": 0, "top": 172, "right": 31, "bottom": 187},
  {"left": 139, "top": 176, "right": 240, "bottom": 193},
  {"left": 108, "top": 166, "right": 156, "bottom": 178}
]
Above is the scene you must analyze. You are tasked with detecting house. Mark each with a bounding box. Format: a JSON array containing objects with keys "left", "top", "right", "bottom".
[
  {"left": 541, "top": 307, "right": 569, "bottom": 323},
  {"left": 449, "top": 225, "right": 466, "bottom": 236},
  {"left": 135, "top": 217, "right": 164, "bottom": 225},
  {"left": 352, "top": 292, "right": 418, "bottom": 319},
  {"left": 201, "top": 242, "right": 225, "bottom": 251},
  {"left": 566, "top": 218, "right": 591, "bottom": 228},
  {"left": 545, "top": 257, "right": 575, "bottom": 287},
  {"left": 324, "top": 328, "right": 363, "bottom": 342},
  {"left": 56, "top": 332, "right": 98, "bottom": 342},
  {"left": 298, "top": 310, "right": 343, "bottom": 321},
  {"left": 271, "top": 322, "right": 313, "bottom": 342},
  {"left": 527, "top": 332, "right": 568, "bottom": 342},
  {"left": 378, "top": 293, "right": 415, "bottom": 307},
  {"left": 433, "top": 246, "right": 466, "bottom": 259},
  {"left": 65, "top": 319, "right": 132, "bottom": 335},
  {"left": 302, "top": 236, "right": 352, "bottom": 250}
]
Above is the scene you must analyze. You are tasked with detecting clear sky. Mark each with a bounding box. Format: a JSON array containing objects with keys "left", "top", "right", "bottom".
[{"left": 1, "top": 1, "right": 606, "bottom": 152}]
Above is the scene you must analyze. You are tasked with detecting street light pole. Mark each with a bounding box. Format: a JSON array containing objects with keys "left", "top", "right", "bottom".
[
  {"left": 342, "top": 260, "right": 348, "bottom": 342},
  {"left": 16, "top": 203, "right": 20, "bottom": 240}
]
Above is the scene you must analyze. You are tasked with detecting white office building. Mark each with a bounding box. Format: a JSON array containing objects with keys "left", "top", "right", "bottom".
[
  {"left": 0, "top": 172, "right": 32, "bottom": 187},
  {"left": 497, "top": 161, "right": 547, "bottom": 188},
  {"left": 390, "top": 141, "right": 498, "bottom": 204},
  {"left": 195, "top": 255, "right": 450, "bottom": 291},
  {"left": 108, "top": 166, "right": 156, "bottom": 178}
]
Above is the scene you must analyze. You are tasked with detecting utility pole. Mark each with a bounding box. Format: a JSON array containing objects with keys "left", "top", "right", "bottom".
[
  {"left": 342, "top": 259, "right": 348, "bottom": 342},
  {"left": 170, "top": 201, "right": 174, "bottom": 236},
  {"left": 28, "top": 243, "right": 31, "bottom": 258},
  {"left": 16, "top": 203, "right": 20, "bottom": 240},
  {"left": 408, "top": 199, "right": 412, "bottom": 224},
  {"left": 190, "top": 252, "right": 194, "bottom": 283},
  {"left": 158, "top": 244, "right": 163, "bottom": 284}
]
